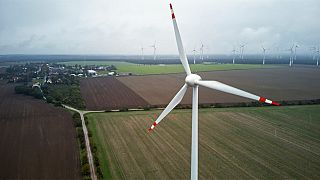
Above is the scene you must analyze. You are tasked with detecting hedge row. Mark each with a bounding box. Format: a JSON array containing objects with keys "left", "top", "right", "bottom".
[
  {"left": 72, "top": 113, "right": 91, "bottom": 179},
  {"left": 85, "top": 117, "right": 104, "bottom": 179}
]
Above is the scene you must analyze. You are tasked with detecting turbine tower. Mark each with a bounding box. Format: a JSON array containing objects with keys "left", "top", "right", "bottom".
[
  {"left": 200, "top": 43, "right": 204, "bottom": 61},
  {"left": 316, "top": 46, "right": 320, "bottom": 67},
  {"left": 151, "top": 41, "right": 157, "bottom": 60},
  {"left": 232, "top": 46, "right": 236, "bottom": 64},
  {"left": 148, "top": 4, "right": 280, "bottom": 180},
  {"left": 310, "top": 46, "right": 316, "bottom": 61},
  {"left": 239, "top": 43, "right": 246, "bottom": 60},
  {"left": 261, "top": 45, "right": 268, "bottom": 65},
  {"left": 192, "top": 48, "right": 197, "bottom": 64},
  {"left": 294, "top": 43, "right": 299, "bottom": 62},
  {"left": 287, "top": 45, "right": 294, "bottom": 67},
  {"left": 141, "top": 46, "right": 144, "bottom": 60}
]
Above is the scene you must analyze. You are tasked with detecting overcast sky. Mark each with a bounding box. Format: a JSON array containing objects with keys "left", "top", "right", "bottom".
[{"left": 0, "top": 0, "right": 319, "bottom": 55}]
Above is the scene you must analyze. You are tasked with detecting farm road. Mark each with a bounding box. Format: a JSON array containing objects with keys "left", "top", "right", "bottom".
[{"left": 63, "top": 105, "right": 104, "bottom": 180}]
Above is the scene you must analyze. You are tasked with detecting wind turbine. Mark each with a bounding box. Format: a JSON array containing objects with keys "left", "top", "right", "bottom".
[
  {"left": 261, "top": 45, "right": 268, "bottom": 65},
  {"left": 316, "top": 46, "right": 320, "bottom": 67},
  {"left": 141, "top": 45, "right": 144, "bottom": 60},
  {"left": 294, "top": 43, "right": 299, "bottom": 62},
  {"left": 151, "top": 41, "right": 157, "bottom": 60},
  {"left": 231, "top": 46, "right": 237, "bottom": 64},
  {"left": 192, "top": 48, "right": 197, "bottom": 64},
  {"left": 310, "top": 46, "right": 317, "bottom": 61},
  {"left": 148, "top": 4, "right": 281, "bottom": 180},
  {"left": 200, "top": 43, "right": 204, "bottom": 61},
  {"left": 287, "top": 45, "right": 294, "bottom": 67},
  {"left": 273, "top": 45, "right": 281, "bottom": 60},
  {"left": 239, "top": 43, "right": 246, "bottom": 60}
]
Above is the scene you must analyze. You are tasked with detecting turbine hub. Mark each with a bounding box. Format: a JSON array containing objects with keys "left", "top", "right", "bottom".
[{"left": 185, "top": 74, "right": 201, "bottom": 87}]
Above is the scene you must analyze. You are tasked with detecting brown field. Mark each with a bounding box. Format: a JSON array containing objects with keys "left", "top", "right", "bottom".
[
  {"left": 80, "top": 77, "right": 149, "bottom": 110},
  {"left": 87, "top": 105, "right": 320, "bottom": 179},
  {"left": 0, "top": 82, "right": 81, "bottom": 179},
  {"left": 117, "top": 67, "right": 320, "bottom": 106}
]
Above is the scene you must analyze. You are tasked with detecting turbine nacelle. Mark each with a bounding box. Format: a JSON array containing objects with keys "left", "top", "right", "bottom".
[{"left": 185, "top": 74, "right": 202, "bottom": 87}]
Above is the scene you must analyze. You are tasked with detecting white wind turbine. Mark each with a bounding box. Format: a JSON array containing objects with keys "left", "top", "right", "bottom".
[
  {"left": 239, "top": 43, "right": 246, "bottom": 60},
  {"left": 200, "top": 43, "right": 204, "bottom": 61},
  {"left": 192, "top": 48, "right": 197, "bottom": 64},
  {"left": 287, "top": 45, "right": 294, "bottom": 67},
  {"left": 151, "top": 41, "right": 157, "bottom": 60},
  {"left": 232, "top": 46, "right": 237, "bottom": 64},
  {"left": 141, "top": 45, "right": 144, "bottom": 60},
  {"left": 316, "top": 46, "right": 320, "bottom": 67},
  {"left": 310, "top": 46, "right": 317, "bottom": 61},
  {"left": 261, "top": 45, "right": 268, "bottom": 65},
  {"left": 148, "top": 4, "right": 281, "bottom": 180},
  {"left": 294, "top": 43, "right": 299, "bottom": 62}
]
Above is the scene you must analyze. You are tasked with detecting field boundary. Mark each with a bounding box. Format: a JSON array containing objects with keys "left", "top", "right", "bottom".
[{"left": 100, "top": 99, "right": 320, "bottom": 113}]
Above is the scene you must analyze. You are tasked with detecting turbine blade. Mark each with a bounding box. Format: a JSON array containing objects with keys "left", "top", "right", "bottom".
[
  {"left": 170, "top": 3, "right": 191, "bottom": 75},
  {"left": 148, "top": 83, "right": 188, "bottom": 132},
  {"left": 196, "top": 80, "right": 280, "bottom": 106}
]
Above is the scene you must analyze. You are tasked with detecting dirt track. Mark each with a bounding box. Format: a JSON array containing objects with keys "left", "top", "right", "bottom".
[
  {"left": 117, "top": 67, "right": 320, "bottom": 106},
  {"left": 0, "top": 82, "right": 81, "bottom": 179}
]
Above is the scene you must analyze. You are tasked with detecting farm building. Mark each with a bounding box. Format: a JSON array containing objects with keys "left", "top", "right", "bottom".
[{"left": 87, "top": 70, "right": 97, "bottom": 76}]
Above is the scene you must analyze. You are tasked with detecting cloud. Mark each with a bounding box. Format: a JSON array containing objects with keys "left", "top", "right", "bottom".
[
  {"left": 18, "top": 34, "right": 45, "bottom": 48},
  {"left": 0, "top": 0, "right": 319, "bottom": 54}
]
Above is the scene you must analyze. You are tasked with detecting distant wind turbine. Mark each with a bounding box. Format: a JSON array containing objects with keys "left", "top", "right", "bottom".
[
  {"left": 239, "top": 43, "right": 246, "bottom": 60},
  {"left": 192, "top": 48, "right": 197, "bottom": 64},
  {"left": 261, "top": 45, "right": 268, "bottom": 65},
  {"left": 141, "top": 45, "right": 144, "bottom": 60},
  {"left": 294, "top": 43, "right": 299, "bottom": 62},
  {"left": 316, "top": 46, "right": 320, "bottom": 67},
  {"left": 310, "top": 46, "right": 317, "bottom": 61},
  {"left": 200, "top": 43, "right": 204, "bottom": 61},
  {"left": 286, "top": 45, "right": 294, "bottom": 67},
  {"left": 206, "top": 46, "right": 209, "bottom": 60},
  {"left": 148, "top": 4, "right": 281, "bottom": 180},
  {"left": 274, "top": 45, "right": 281, "bottom": 60},
  {"left": 150, "top": 41, "right": 157, "bottom": 60},
  {"left": 231, "top": 46, "right": 237, "bottom": 64}
]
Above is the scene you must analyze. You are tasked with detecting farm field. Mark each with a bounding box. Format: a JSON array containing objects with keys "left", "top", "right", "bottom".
[
  {"left": 80, "top": 77, "right": 149, "bottom": 110},
  {"left": 86, "top": 105, "right": 320, "bottom": 179},
  {"left": 0, "top": 82, "right": 81, "bottom": 179},
  {"left": 80, "top": 67, "right": 320, "bottom": 110},
  {"left": 59, "top": 60, "right": 276, "bottom": 75},
  {"left": 118, "top": 67, "right": 320, "bottom": 106}
]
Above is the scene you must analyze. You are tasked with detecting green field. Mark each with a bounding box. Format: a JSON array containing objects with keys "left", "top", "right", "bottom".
[
  {"left": 86, "top": 105, "right": 320, "bottom": 179},
  {"left": 58, "top": 60, "right": 277, "bottom": 75}
]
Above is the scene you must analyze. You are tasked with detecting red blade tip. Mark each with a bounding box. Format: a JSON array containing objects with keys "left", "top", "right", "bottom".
[
  {"left": 170, "top": 3, "right": 173, "bottom": 9},
  {"left": 272, "top": 101, "right": 281, "bottom": 106}
]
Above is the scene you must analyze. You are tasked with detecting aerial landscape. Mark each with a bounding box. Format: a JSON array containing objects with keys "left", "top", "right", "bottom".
[{"left": 0, "top": 0, "right": 320, "bottom": 180}]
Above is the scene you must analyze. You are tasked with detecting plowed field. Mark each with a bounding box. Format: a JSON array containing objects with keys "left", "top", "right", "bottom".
[
  {"left": 117, "top": 67, "right": 320, "bottom": 106},
  {"left": 80, "top": 77, "right": 149, "bottom": 110},
  {"left": 0, "top": 82, "right": 81, "bottom": 179},
  {"left": 87, "top": 105, "right": 320, "bottom": 179}
]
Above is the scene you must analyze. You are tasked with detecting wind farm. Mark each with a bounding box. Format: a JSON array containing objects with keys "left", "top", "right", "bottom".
[{"left": 0, "top": 1, "right": 320, "bottom": 180}]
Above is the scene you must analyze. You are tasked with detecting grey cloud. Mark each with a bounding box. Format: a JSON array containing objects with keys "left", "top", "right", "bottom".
[{"left": 0, "top": 0, "right": 319, "bottom": 54}]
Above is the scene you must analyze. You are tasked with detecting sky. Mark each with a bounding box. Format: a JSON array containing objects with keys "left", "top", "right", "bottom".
[{"left": 0, "top": 0, "right": 319, "bottom": 55}]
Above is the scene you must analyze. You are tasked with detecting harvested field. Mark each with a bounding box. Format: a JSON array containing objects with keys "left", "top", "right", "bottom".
[
  {"left": 117, "top": 67, "right": 320, "bottom": 106},
  {"left": 87, "top": 105, "right": 320, "bottom": 179},
  {"left": 0, "top": 82, "right": 81, "bottom": 179},
  {"left": 80, "top": 77, "right": 149, "bottom": 110}
]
